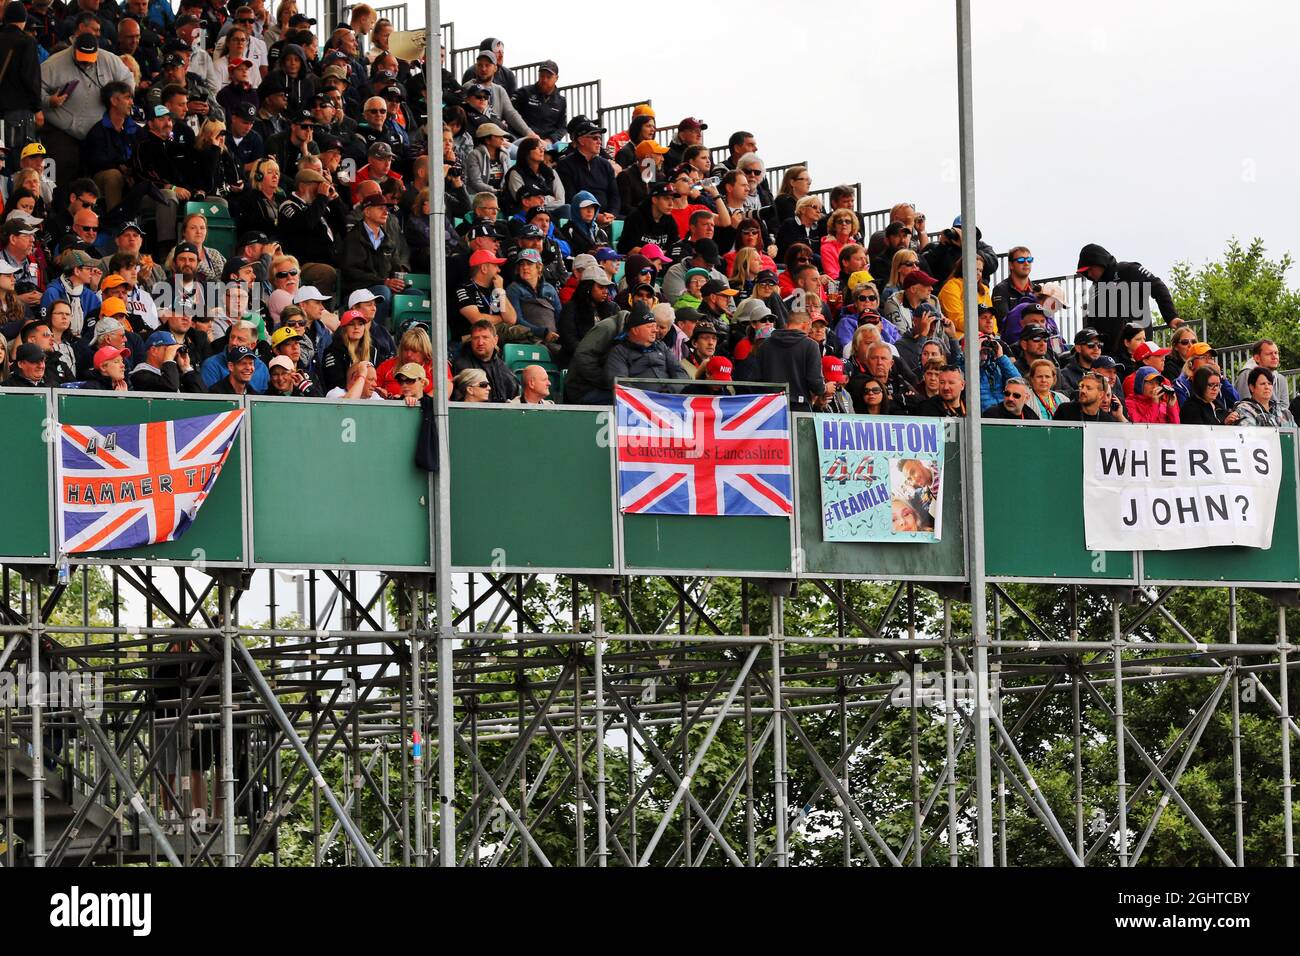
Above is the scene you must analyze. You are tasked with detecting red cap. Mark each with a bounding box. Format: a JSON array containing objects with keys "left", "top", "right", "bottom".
[
  {"left": 469, "top": 249, "right": 507, "bottom": 268},
  {"left": 703, "top": 356, "right": 733, "bottom": 381},
  {"left": 92, "top": 345, "right": 130, "bottom": 369},
  {"left": 341, "top": 309, "right": 367, "bottom": 325},
  {"left": 822, "top": 355, "right": 847, "bottom": 384},
  {"left": 1132, "top": 342, "right": 1170, "bottom": 363}
]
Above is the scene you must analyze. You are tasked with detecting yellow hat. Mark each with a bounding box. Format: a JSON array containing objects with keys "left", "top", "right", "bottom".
[
  {"left": 632, "top": 104, "right": 655, "bottom": 118},
  {"left": 270, "top": 325, "right": 304, "bottom": 349},
  {"left": 845, "top": 270, "right": 876, "bottom": 295},
  {"left": 100, "top": 297, "right": 128, "bottom": 316},
  {"left": 20, "top": 142, "right": 47, "bottom": 160}
]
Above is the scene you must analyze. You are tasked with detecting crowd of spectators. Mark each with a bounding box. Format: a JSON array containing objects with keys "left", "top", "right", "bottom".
[{"left": 0, "top": 11, "right": 1293, "bottom": 432}]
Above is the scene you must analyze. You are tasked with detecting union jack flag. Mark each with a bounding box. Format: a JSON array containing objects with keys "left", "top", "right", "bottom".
[
  {"left": 56, "top": 409, "right": 245, "bottom": 554},
  {"left": 615, "top": 386, "right": 793, "bottom": 517}
]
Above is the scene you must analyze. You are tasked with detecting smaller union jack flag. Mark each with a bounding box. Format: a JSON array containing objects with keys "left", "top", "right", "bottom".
[
  {"left": 56, "top": 410, "right": 245, "bottom": 554},
  {"left": 615, "top": 385, "right": 793, "bottom": 517}
]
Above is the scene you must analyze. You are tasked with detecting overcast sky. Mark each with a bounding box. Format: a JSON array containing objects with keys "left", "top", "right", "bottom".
[{"left": 437, "top": 0, "right": 1300, "bottom": 284}]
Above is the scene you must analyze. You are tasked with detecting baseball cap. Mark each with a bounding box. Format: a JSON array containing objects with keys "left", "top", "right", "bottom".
[
  {"left": 692, "top": 239, "right": 721, "bottom": 264},
  {"left": 100, "top": 297, "right": 128, "bottom": 317},
  {"left": 594, "top": 248, "right": 623, "bottom": 263},
  {"left": 701, "top": 278, "right": 738, "bottom": 297},
  {"left": 115, "top": 220, "right": 144, "bottom": 237},
  {"left": 1020, "top": 325, "right": 1049, "bottom": 341},
  {"left": 755, "top": 269, "right": 779, "bottom": 286},
  {"left": 146, "top": 330, "right": 177, "bottom": 349},
  {"left": 150, "top": 104, "right": 171, "bottom": 121},
  {"left": 226, "top": 345, "right": 256, "bottom": 364},
  {"left": 648, "top": 181, "right": 674, "bottom": 198},
  {"left": 469, "top": 249, "right": 507, "bottom": 268},
  {"left": 1074, "top": 327, "right": 1102, "bottom": 345},
  {"left": 396, "top": 362, "right": 428, "bottom": 383},
  {"left": 733, "top": 299, "right": 773, "bottom": 324},
  {"left": 465, "top": 221, "right": 500, "bottom": 241},
  {"left": 624, "top": 301, "right": 655, "bottom": 329},
  {"left": 162, "top": 53, "right": 185, "bottom": 69},
  {"left": 474, "top": 123, "right": 510, "bottom": 140},
  {"left": 570, "top": 119, "right": 606, "bottom": 139},
  {"left": 293, "top": 286, "right": 329, "bottom": 303},
  {"left": 382, "top": 86, "right": 405, "bottom": 102},
  {"left": 822, "top": 355, "right": 848, "bottom": 384},
  {"left": 684, "top": 267, "right": 712, "bottom": 283},
  {"left": 679, "top": 117, "right": 708, "bottom": 132},
  {"left": 466, "top": 83, "right": 492, "bottom": 99},
  {"left": 361, "top": 194, "right": 395, "bottom": 209},
  {"left": 367, "top": 140, "right": 394, "bottom": 159},
  {"left": 267, "top": 355, "right": 294, "bottom": 372},
  {"left": 239, "top": 231, "right": 269, "bottom": 247},
  {"left": 228, "top": 56, "right": 251, "bottom": 69},
  {"left": 640, "top": 243, "right": 672, "bottom": 264},
  {"left": 74, "top": 33, "right": 98, "bottom": 62},
  {"left": 690, "top": 321, "right": 718, "bottom": 340},
  {"left": 20, "top": 142, "right": 45, "bottom": 159},
  {"left": 93, "top": 316, "right": 126, "bottom": 338},
  {"left": 296, "top": 167, "right": 327, "bottom": 184},
  {"left": 516, "top": 248, "right": 543, "bottom": 264},
  {"left": 341, "top": 309, "right": 367, "bottom": 325},
  {"left": 637, "top": 140, "right": 669, "bottom": 159},
  {"left": 347, "top": 289, "right": 379, "bottom": 308},
  {"left": 1188, "top": 342, "right": 1214, "bottom": 358},
  {"left": 0, "top": 259, "right": 20, "bottom": 275},
  {"left": 632, "top": 104, "right": 655, "bottom": 118},
  {"left": 4, "top": 217, "right": 37, "bottom": 236},
  {"left": 674, "top": 307, "right": 705, "bottom": 325},
  {"left": 1132, "top": 341, "right": 1171, "bottom": 363},
  {"left": 703, "top": 356, "right": 733, "bottom": 381},
  {"left": 92, "top": 345, "right": 129, "bottom": 368},
  {"left": 16, "top": 342, "right": 45, "bottom": 363},
  {"left": 270, "top": 325, "right": 303, "bottom": 348},
  {"left": 539, "top": 59, "right": 558, "bottom": 75},
  {"left": 173, "top": 241, "right": 199, "bottom": 258},
  {"left": 516, "top": 223, "right": 545, "bottom": 240},
  {"left": 902, "top": 270, "right": 938, "bottom": 290},
  {"left": 1092, "top": 355, "right": 1118, "bottom": 371},
  {"left": 580, "top": 266, "right": 613, "bottom": 287},
  {"left": 289, "top": 107, "right": 313, "bottom": 125},
  {"left": 1133, "top": 366, "right": 1168, "bottom": 390}
]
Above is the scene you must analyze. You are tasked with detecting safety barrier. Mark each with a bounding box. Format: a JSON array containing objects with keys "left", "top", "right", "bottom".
[
  {"left": 599, "top": 100, "right": 650, "bottom": 139},
  {"left": 560, "top": 80, "right": 602, "bottom": 128},
  {"left": 7, "top": 390, "right": 1298, "bottom": 587}
]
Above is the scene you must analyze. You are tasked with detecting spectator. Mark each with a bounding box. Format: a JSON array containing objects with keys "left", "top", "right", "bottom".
[
  {"left": 201, "top": 318, "right": 267, "bottom": 390},
  {"left": 41, "top": 33, "right": 134, "bottom": 180},
  {"left": 724, "top": 220, "right": 778, "bottom": 280},
  {"left": 511, "top": 60, "right": 565, "bottom": 146},
  {"left": 613, "top": 113, "right": 660, "bottom": 170},
  {"left": 1054, "top": 371, "right": 1127, "bottom": 423},
  {"left": 265, "top": 353, "right": 315, "bottom": 397},
  {"left": 661, "top": 115, "right": 707, "bottom": 172},
  {"left": 603, "top": 300, "right": 688, "bottom": 389},
  {"left": 1115, "top": 322, "right": 1150, "bottom": 377},
  {"left": 1161, "top": 325, "right": 1200, "bottom": 383},
  {"left": 0, "top": 3, "right": 40, "bottom": 171},
  {"left": 41, "top": 250, "right": 101, "bottom": 337},
  {"left": 895, "top": 304, "right": 958, "bottom": 373},
  {"left": 451, "top": 366, "right": 491, "bottom": 402},
  {"left": 503, "top": 136, "right": 565, "bottom": 214},
  {"left": 1024, "top": 359, "right": 1068, "bottom": 419},
  {"left": 376, "top": 325, "right": 434, "bottom": 398},
  {"left": 557, "top": 268, "right": 616, "bottom": 366},
  {"left": 508, "top": 364, "right": 554, "bottom": 405},
  {"left": 9, "top": 340, "right": 53, "bottom": 386},
  {"left": 80, "top": 343, "right": 133, "bottom": 390},
  {"left": 277, "top": 165, "right": 345, "bottom": 268},
  {"left": 455, "top": 246, "right": 517, "bottom": 338},
  {"left": 854, "top": 374, "right": 899, "bottom": 416},
  {"left": 462, "top": 49, "right": 529, "bottom": 137},
  {"left": 1076, "top": 242, "right": 1184, "bottom": 354},
  {"left": 464, "top": 122, "right": 511, "bottom": 198},
  {"left": 867, "top": 202, "right": 928, "bottom": 260},
  {"left": 978, "top": 335, "right": 1020, "bottom": 411},
  {"left": 1128, "top": 365, "right": 1181, "bottom": 423},
  {"left": 1014, "top": 325, "right": 1056, "bottom": 376},
  {"left": 881, "top": 269, "right": 941, "bottom": 337},
  {"left": 319, "top": 308, "right": 381, "bottom": 393},
  {"left": 617, "top": 138, "right": 671, "bottom": 212},
  {"left": 558, "top": 192, "right": 610, "bottom": 257},
  {"left": 452, "top": 318, "right": 520, "bottom": 402},
  {"left": 1056, "top": 327, "right": 1103, "bottom": 398},
  {"left": 340, "top": 194, "right": 408, "bottom": 323},
  {"left": 916, "top": 365, "right": 967, "bottom": 418},
  {"left": 771, "top": 165, "right": 811, "bottom": 228},
  {"left": 1180, "top": 365, "right": 1238, "bottom": 426},
  {"left": 991, "top": 245, "right": 1035, "bottom": 320},
  {"left": 1234, "top": 367, "right": 1295, "bottom": 427},
  {"left": 506, "top": 248, "right": 561, "bottom": 348},
  {"left": 983, "top": 376, "right": 1039, "bottom": 420},
  {"left": 919, "top": 219, "right": 997, "bottom": 288},
  {"left": 556, "top": 118, "right": 619, "bottom": 216},
  {"left": 750, "top": 311, "right": 824, "bottom": 412},
  {"left": 868, "top": 222, "right": 913, "bottom": 285},
  {"left": 937, "top": 255, "right": 991, "bottom": 335},
  {"left": 1235, "top": 339, "right": 1290, "bottom": 407},
  {"left": 680, "top": 320, "right": 722, "bottom": 379},
  {"left": 207, "top": 343, "right": 259, "bottom": 394},
  {"left": 128, "top": 329, "right": 205, "bottom": 392},
  {"left": 618, "top": 181, "right": 679, "bottom": 255}
]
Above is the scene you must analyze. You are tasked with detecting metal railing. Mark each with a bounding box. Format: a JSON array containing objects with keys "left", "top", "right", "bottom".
[
  {"left": 1023, "top": 273, "right": 1209, "bottom": 348},
  {"left": 560, "top": 79, "right": 601, "bottom": 126},
  {"left": 599, "top": 100, "right": 650, "bottom": 138},
  {"left": 440, "top": 21, "right": 454, "bottom": 55},
  {"left": 451, "top": 44, "right": 479, "bottom": 80},
  {"left": 376, "top": 4, "right": 407, "bottom": 31},
  {"left": 709, "top": 144, "right": 731, "bottom": 167},
  {"left": 654, "top": 124, "right": 678, "bottom": 147},
  {"left": 510, "top": 60, "right": 548, "bottom": 88},
  {"left": 859, "top": 207, "right": 891, "bottom": 238}
]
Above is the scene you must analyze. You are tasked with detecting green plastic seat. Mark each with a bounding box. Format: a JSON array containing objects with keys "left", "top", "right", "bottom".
[
  {"left": 502, "top": 343, "right": 554, "bottom": 374},
  {"left": 391, "top": 293, "right": 431, "bottom": 331},
  {"left": 403, "top": 272, "right": 432, "bottom": 293},
  {"left": 610, "top": 219, "right": 624, "bottom": 245}
]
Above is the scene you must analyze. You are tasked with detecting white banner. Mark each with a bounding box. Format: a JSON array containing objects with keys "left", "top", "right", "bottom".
[{"left": 1083, "top": 424, "right": 1283, "bottom": 551}]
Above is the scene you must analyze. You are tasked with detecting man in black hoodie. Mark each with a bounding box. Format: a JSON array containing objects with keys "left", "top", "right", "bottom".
[
  {"left": 755, "top": 311, "right": 825, "bottom": 412},
  {"left": 0, "top": 3, "right": 40, "bottom": 174},
  {"left": 1076, "top": 242, "right": 1184, "bottom": 355}
]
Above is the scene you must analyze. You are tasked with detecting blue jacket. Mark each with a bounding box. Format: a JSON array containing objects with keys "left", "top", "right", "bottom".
[
  {"left": 202, "top": 351, "right": 270, "bottom": 392},
  {"left": 979, "top": 354, "right": 1020, "bottom": 411},
  {"left": 83, "top": 113, "right": 141, "bottom": 176},
  {"left": 506, "top": 279, "right": 562, "bottom": 337},
  {"left": 42, "top": 280, "right": 101, "bottom": 336}
]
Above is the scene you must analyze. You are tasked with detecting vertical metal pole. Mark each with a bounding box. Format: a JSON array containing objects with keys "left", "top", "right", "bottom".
[
  {"left": 955, "top": 0, "right": 994, "bottom": 868},
  {"left": 411, "top": 586, "right": 426, "bottom": 867},
  {"left": 1280, "top": 605, "right": 1295, "bottom": 867},
  {"left": 839, "top": 688, "right": 850, "bottom": 867},
  {"left": 220, "top": 581, "right": 238, "bottom": 866},
  {"left": 427, "top": 0, "right": 456, "bottom": 869},
  {"left": 943, "top": 599, "right": 958, "bottom": 866},
  {"left": 1112, "top": 598, "right": 1128, "bottom": 866},
  {"left": 573, "top": 652, "right": 585, "bottom": 867},
  {"left": 743, "top": 667, "right": 755, "bottom": 867},
  {"left": 29, "top": 581, "right": 45, "bottom": 867},
  {"left": 1228, "top": 588, "right": 1245, "bottom": 866},
  {"left": 993, "top": 589, "right": 1005, "bottom": 867},
  {"left": 908, "top": 584, "right": 922, "bottom": 867},
  {"left": 771, "top": 595, "right": 788, "bottom": 867},
  {"left": 1070, "top": 586, "right": 1085, "bottom": 858},
  {"left": 593, "top": 592, "right": 608, "bottom": 867}
]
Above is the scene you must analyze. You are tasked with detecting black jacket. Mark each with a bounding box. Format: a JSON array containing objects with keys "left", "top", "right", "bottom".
[
  {"left": 1179, "top": 395, "right": 1227, "bottom": 426},
  {"left": 340, "top": 221, "right": 407, "bottom": 298},
  {"left": 753, "top": 329, "right": 824, "bottom": 412},
  {"left": 452, "top": 350, "right": 520, "bottom": 403},
  {"left": 511, "top": 84, "right": 566, "bottom": 143},
  {"left": 1076, "top": 243, "right": 1180, "bottom": 355},
  {"left": 556, "top": 150, "right": 620, "bottom": 216},
  {"left": 277, "top": 192, "right": 345, "bottom": 266},
  {"left": 983, "top": 403, "right": 1039, "bottom": 420},
  {"left": 616, "top": 201, "right": 679, "bottom": 255},
  {"left": 0, "top": 25, "right": 40, "bottom": 113},
  {"left": 775, "top": 219, "right": 820, "bottom": 259},
  {"left": 991, "top": 275, "right": 1037, "bottom": 321},
  {"left": 128, "top": 360, "right": 207, "bottom": 393}
]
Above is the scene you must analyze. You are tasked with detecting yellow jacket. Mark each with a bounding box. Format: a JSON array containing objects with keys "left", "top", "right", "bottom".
[{"left": 938, "top": 279, "right": 992, "bottom": 335}]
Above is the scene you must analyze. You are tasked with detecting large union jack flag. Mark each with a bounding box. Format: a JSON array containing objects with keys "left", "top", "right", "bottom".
[
  {"left": 56, "top": 409, "right": 245, "bottom": 554},
  {"left": 615, "top": 386, "right": 793, "bottom": 517}
]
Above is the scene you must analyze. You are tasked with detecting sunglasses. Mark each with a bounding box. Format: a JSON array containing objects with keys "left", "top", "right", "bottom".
[
  {"left": 1012, "top": 256, "right": 1034, "bottom": 264},
  {"left": 78, "top": 224, "right": 99, "bottom": 232},
  {"left": 857, "top": 294, "right": 878, "bottom": 302},
  {"left": 395, "top": 376, "right": 415, "bottom": 384},
  {"left": 863, "top": 386, "right": 883, "bottom": 395},
  {"left": 275, "top": 269, "right": 299, "bottom": 278},
  {"left": 1004, "top": 390, "right": 1027, "bottom": 398},
  {"left": 284, "top": 319, "right": 308, "bottom": 328},
  {"left": 1206, "top": 382, "right": 1221, "bottom": 388}
]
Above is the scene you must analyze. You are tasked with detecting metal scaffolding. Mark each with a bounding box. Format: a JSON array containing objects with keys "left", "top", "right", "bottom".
[{"left": 0, "top": 564, "right": 1295, "bottom": 867}]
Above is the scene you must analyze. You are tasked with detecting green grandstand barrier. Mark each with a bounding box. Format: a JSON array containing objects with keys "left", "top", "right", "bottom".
[
  {"left": 448, "top": 406, "right": 616, "bottom": 571},
  {"left": 794, "top": 416, "right": 966, "bottom": 580},
  {"left": 0, "top": 391, "right": 52, "bottom": 560},
  {"left": 56, "top": 393, "right": 245, "bottom": 564},
  {"left": 623, "top": 513, "right": 794, "bottom": 575},
  {"left": 980, "top": 423, "right": 1137, "bottom": 582},
  {"left": 247, "top": 399, "right": 431, "bottom": 568},
  {"left": 1141, "top": 430, "right": 1300, "bottom": 585}
]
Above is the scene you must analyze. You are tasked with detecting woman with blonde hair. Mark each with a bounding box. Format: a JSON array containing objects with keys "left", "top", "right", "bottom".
[
  {"left": 773, "top": 165, "right": 811, "bottom": 226},
  {"left": 885, "top": 248, "right": 921, "bottom": 298},
  {"left": 820, "top": 208, "right": 861, "bottom": 280},
  {"left": 376, "top": 324, "right": 435, "bottom": 397},
  {"left": 322, "top": 309, "right": 381, "bottom": 393},
  {"left": 195, "top": 120, "right": 242, "bottom": 197},
  {"left": 266, "top": 0, "right": 297, "bottom": 43},
  {"left": 728, "top": 247, "right": 763, "bottom": 296}
]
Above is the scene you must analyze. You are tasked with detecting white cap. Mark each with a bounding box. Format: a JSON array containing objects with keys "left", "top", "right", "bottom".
[
  {"left": 268, "top": 355, "right": 294, "bottom": 372},
  {"left": 293, "top": 285, "right": 329, "bottom": 304},
  {"left": 348, "top": 289, "right": 380, "bottom": 308},
  {"left": 580, "top": 266, "right": 612, "bottom": 287},
  {"left": 0, "top": 259, "right": 21, "bottom": 275}
]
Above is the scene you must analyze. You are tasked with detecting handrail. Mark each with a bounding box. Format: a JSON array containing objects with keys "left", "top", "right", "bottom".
[
  {"left": 559, "top": 79, "right": 601, "bottom": 127},
  {"left": 599, "top": 100, "right": 651, "bottom": 137}
]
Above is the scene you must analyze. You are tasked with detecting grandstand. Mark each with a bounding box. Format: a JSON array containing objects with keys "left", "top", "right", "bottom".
[{"left": 0, "top": 1, "right": 1296, "bottom": 871}]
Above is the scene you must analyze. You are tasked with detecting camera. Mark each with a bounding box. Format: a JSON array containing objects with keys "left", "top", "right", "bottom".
[{"left": 447, "top": 162, "right": 463, "bottom": 178}]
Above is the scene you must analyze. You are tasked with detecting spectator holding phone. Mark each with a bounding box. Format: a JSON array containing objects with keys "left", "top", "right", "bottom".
[{"left": 1054, "top": 371, "right": 1127, "bottom": 423}]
